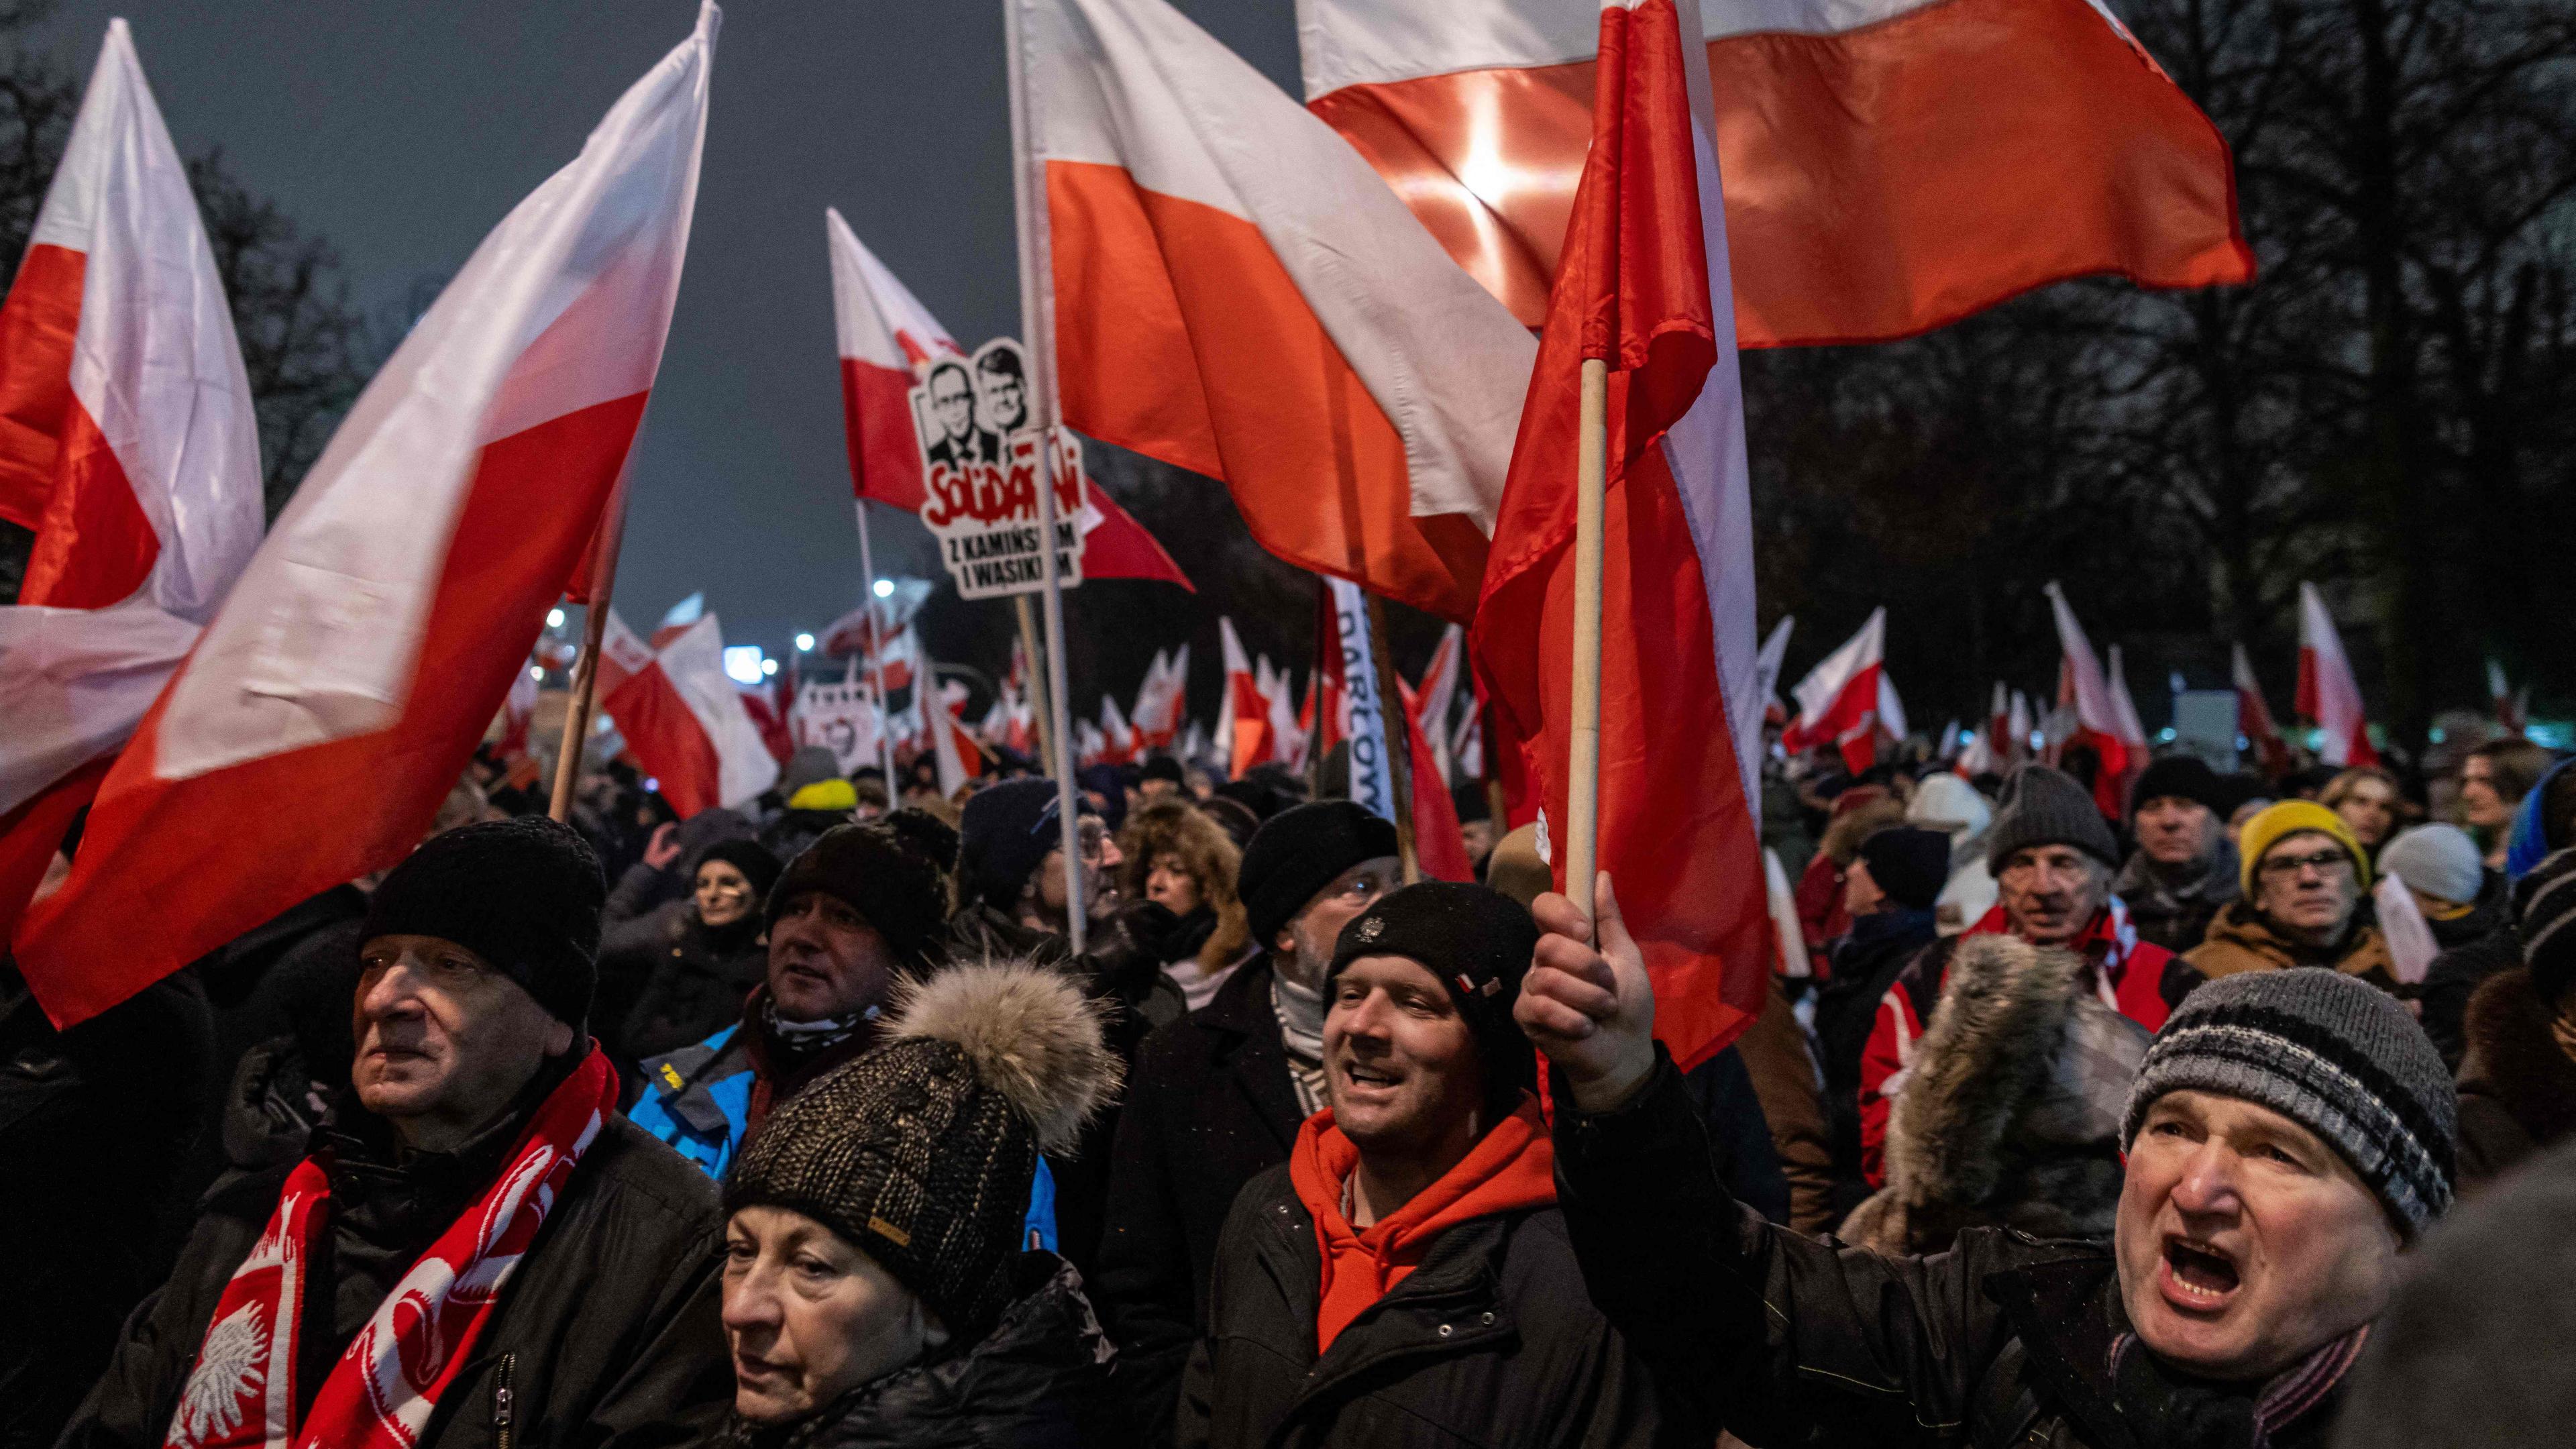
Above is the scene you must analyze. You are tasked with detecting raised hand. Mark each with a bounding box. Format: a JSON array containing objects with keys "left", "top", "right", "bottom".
[
  {"left": 643, "top": 821, "right": 683, "bottom": 871},
  {"left": 1517, "top": 872, "right": 1658, "bottom": 1113}
]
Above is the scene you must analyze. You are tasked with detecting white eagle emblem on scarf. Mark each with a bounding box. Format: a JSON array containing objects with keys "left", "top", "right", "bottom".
[{"left": 170, "top": 1302, "right": 267, "bottom": 1449}]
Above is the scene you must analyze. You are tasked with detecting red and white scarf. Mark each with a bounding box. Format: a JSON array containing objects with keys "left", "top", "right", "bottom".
[{"left": 164, "top": 1049, "right": 618, "bottom": 1449}]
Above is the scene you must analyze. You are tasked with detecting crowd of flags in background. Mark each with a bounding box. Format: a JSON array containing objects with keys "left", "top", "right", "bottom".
[{"left": 0, "top": 0, "right": 2339, "bottom": 1077}]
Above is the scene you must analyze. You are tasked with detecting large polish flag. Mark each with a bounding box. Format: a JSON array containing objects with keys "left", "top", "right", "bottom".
[
  {"left": 16, "top": 7, "right": 719, "bottom": 1026},
  {"left": 1780, "top": 607, "right": 1887, "bottom": 773},
  {"left": 1297, "top": 0, "right": 2252, "bottom": 344},
  {"left": 1016, "top": 0, "right": 1536, "bottom": 623},
  {"left": 0, "top": 21, "right": 263, "bottom": 937},
  {"left": 2296, "top": 582, "right": 2378, "bottom": 767},
  {"left": 1472, "top": 0, "right": 1768, "bottom": 1071},
  {"left": 2043, "top": 580, "right": 2132, "bottom": 814},
  {"left": 824, "top": 207, "right": 1189, "bottom": 590},
  {"left": 597, "top": 607, "right": 779, "bottom": 818}
]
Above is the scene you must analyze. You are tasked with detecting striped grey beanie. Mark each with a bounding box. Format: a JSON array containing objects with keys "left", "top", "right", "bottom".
[{"left": 2123, "top": 969, "right": 2456, "bottom": 1236}]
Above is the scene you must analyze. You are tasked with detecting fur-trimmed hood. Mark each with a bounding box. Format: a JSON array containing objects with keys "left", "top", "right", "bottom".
[{"left": 1841, "top": 934, "right": 2148, "bottom": 1254}]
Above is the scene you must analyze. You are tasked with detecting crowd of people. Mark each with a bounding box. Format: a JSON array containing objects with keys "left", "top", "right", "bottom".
[{"left": 4, "top": 719, "right": 2573, "bottom": 1448}]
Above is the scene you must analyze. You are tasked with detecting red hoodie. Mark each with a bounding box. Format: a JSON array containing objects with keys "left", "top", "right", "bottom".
[{"left": 1288, "top": 1097, "right": 1557, "bottom": 1352}]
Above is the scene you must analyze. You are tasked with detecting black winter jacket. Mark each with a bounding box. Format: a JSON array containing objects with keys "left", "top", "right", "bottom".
[
  {"left": 712, "top": 1254, "right": 1112, "bottom": 1449},
  {"left": 1553, "top": 1052, "right": 2353, "bottom": 1449},
  {"left": 58, "top": 1049, "right": 733, "bottom": 1449},
  {"left": 1, "top": 973, "right": 214, "bottom": 1449},
  {"left": 594, "top": 901, "right": 766, "bottom": 1071},
  {"left": 1094, "top": 959, "right": 1309, "bottom": 1440},
  {"left": 1173, "top": 1163, "right": 1681, "bottom": 1449}
]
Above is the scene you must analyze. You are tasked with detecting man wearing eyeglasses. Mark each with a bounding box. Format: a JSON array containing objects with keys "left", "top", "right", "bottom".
[
  {"left": 1856, "top": 765, "right": 2178, "bottom": 1188},
  {"left": 2176, "top": 800, "right": 2398, "bottom": 994}
]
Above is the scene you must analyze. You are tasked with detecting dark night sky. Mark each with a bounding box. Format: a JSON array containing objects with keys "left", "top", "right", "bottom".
[{"left": 28, "top": 1, "right": 1304, "bottom": 660}]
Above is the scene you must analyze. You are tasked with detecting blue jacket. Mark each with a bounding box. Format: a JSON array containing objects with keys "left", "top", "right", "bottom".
[{"left": 631, "top": 1022, "right": 1059, "bottom": 1250}]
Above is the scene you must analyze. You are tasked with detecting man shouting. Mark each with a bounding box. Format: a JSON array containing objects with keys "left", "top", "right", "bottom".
[{"left": 1520, "top": 873, "right": 2456, "bottom": 1448}]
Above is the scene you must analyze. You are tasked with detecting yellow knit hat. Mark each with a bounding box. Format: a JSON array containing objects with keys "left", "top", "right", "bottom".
[
  {"left": 786, "top": 777, "right": 859, "bottom": 813},
  {"left": 2238, "top": 800, "right": 2371, "bottom": 895}
]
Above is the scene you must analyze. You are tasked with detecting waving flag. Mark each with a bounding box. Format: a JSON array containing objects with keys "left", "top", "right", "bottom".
[
  {"left": 1297, "top": 0, "right": 2251, "bottom": 344},
  {"left": 598, "top": 608, "right": 780, "bottom": 817},
  {"left": 1014, "top": 0, "right": 1535, "bottom": 621},
  {"left": 2044, "top": 581, "right": 2132, "bottom": 815},
  {"left": 825, "top": 207, "right": 1187, "bottom": 589},
  {"left": 0, "top": 21, "right": 263, "bottom": 938},
  {"left": 1472, "top": 0, "right": 1767, "bottom": 1071},
  {"left": 1781, "top": 608, "right": 1888, "bottom": 773},
  {"left": 1216, "top": 617, "right": 1275, "bottom": 777},
  {"left": 1412, "top": 623, "right": 1464, "bottom": 784},
  {"left": 2106, "top": 643, "right": 2151, "bottom": 756},
  {"left": 2296, "top": 582, "right": 2378, "bottom": 767},
  {"left": 17, "top": 6, "right": 718, "bottom": 1026}
]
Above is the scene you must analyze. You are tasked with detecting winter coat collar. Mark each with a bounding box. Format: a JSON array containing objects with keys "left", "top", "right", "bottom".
[
  {"left": 1187, "top": 956, "right": 1309, "bottom": 1150},
  {"left": 724, "top": 1252, "right": 1108, "bottom": 1449},
  {"left": 2189, "top": 902, "right": 2396, "bottom": 985},
  {"left": 2457, "top": 966, "right": 2576, "bottom": 1148},
  {"left": 739, "top": 984, "right": 883, "bottom": 1137},
  {"left": 1289, "top": 1097, "right": 1556, "bottom": 1352},
  {"left": 1987, "top": 1255, "right": 2356, "bottom": 1449}
]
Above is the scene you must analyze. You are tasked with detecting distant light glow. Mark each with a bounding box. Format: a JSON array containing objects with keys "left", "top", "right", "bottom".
[
  {"left": 761, "top": 658, "right": 779, "bottom": 677},
  {"left": 546, "top": 607, "right": 566, "bottom": 629},
  {"left": 871, "top": 578, "right": 895, "bottom": 599},
  {"left": 794, "top": 632, "right": 816, "bottom": 652},
  {"left": 722, "top": 645, "right": 767, "bottom": 686},
  {"left": 529, "top": 666, "right": 544, "bottom": 681}
]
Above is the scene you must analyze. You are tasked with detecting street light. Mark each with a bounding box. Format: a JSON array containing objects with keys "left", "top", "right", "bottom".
[
  {"left": 546, "top": 606, "right": 566, "bottom": 629},
  {"left": 872, "top": 578, "right": 894, "bottom": 599},
  {"left": 795, "top": 631, "right": 816, "bottom": 652}
]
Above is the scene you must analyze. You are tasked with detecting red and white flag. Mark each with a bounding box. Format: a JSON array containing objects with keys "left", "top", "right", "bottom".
[
  {"left": 929, "top": 678, "right": 983, "bottom": 794},
  {"left": 16, "top": 7, "right": 718, "bottom": 1026},
  {"left": 1395, "top": 675, "right": 1474, "bottom": 881},
  {"left": 1296, "top": 0, "right": 2251, "bottom": 344},
  {"left": 1015, "top": 0, "right": 1536, "bottom": 622},
  {"left": 2489, "top": 659, "right": 2527, "bottom": 735},
  {"left": 1130, "top": 644, "right": 1189, "bottom": 749},
  {"left": 2231, "top": 644, "right": 2290, "bottom": 778},
  {"left": 817, "top": 576, "right": 932, "bottom": 661},
  {"left": 2296, "top": 582, "right": 2377, "bottom": 767},
  {"left": 2105, "top": 643, "right": 2152, "bottom": 758},
  {"left": 2044, "top": 581, "right": 2133, "bottom": 816},
  {"left": 596, "top": 608, "right": 780, "bottom": 818},
  {"left": 1216, "top": 618, "right": 1275, "bottom": 777},
  {"left": 1782, "top": 608, "right": 1888, "bottom": 773},
  {"left": 1472, "top": 0, "right": 1768, "bottom": 1070},
  {"left": 825, "top": 206, "right": 1189, "bottom": 588},
  {"left": 1099, "top": 694, "right": 1139, "bottom": 764},
  {"left": 0, "top": 21, "right": 264, "bottom": 938}
]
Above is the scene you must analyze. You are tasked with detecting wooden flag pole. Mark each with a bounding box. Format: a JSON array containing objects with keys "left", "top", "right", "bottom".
[
  {"left": 549, "top": 483, "right": 629, "bottom": 823},
  {"left": 1363, "top": 592, "right": 1421, "bottom": 885},
  {"left": 1564, "top": 356, "right": 1609, "bottom": 930}
]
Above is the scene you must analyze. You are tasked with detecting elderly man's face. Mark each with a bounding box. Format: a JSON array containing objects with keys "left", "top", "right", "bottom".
[
  {"left": 1996, "top": 844, "right": 2109, "bottom": 947},
  {"left": 352, "top": 935, "right": 573, "bottom": 1150},
  {"left": 2135, "top": 797, "right": 2216, "bottom": 869},
  {"left": 2252, "top": 830, "right": 2360, "bottom": 943},
  {"left": 2116, "top": 1089, "right": 2399, "bottom": 1381}
]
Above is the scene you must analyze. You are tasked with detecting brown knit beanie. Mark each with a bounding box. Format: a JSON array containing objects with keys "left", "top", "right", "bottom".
[{"left": 722, "top": 961, "right": 1122, "bottom": 1334}]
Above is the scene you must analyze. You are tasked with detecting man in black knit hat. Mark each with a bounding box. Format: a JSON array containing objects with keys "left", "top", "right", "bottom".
[
  {"left": 2116, "top": 754, "right": 2241, "bottom": 955},
  {"left": 631, "top": 816, "right": 953, "bottom": 1179},
  {"left": 61, "top": 818, "right": 731, "bottom": 1449},
  {"left": 1177, "top": 881, "right": 1673, "bottom": 1448},
  {"left": 1094, "top": 800, "right": 1399, "bottom": 1437}
]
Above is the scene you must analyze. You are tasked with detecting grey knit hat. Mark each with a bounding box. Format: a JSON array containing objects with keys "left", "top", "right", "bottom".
[
  {"left": 1985, "top": 764, "right": 2120, "bottom": 872},
  {"left": 724, "top": 961, "right": 1120, "bottom": 1332},
  {"left": 2124, "top": 969, "right": 2457, "bottom": 1236}
]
